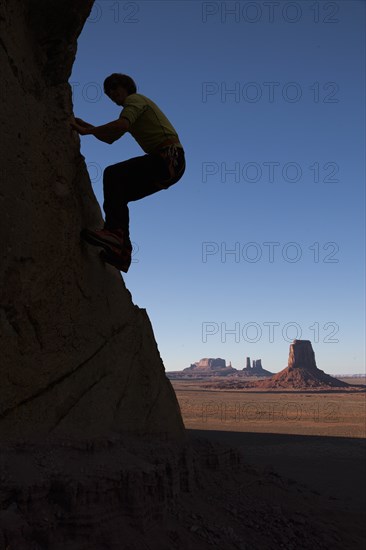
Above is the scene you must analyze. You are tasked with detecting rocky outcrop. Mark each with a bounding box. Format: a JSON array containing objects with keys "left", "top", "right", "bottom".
[
  {"left": 0, "top": 0, "right": 184, "bottom": 443},
  {"left": 260, "top": 340, "right": 349, "bottom": 389}
]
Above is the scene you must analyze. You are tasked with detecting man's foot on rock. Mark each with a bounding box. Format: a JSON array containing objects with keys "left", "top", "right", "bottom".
[
  {"left": 99, "top": 247, "right": 131, "bottom": 273},
  {"left": 80, "top": 227, "right": 126, "bottom": 251}
]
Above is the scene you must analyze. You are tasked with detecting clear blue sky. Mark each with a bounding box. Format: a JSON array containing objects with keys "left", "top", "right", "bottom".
[{"left": 70, "top": 0, "right": 365, "bottom": 375}]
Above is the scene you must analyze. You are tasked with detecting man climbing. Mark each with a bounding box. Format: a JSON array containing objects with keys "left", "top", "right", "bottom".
[{"left": 71, "top": 73, "right": 186, "bottom": 272}]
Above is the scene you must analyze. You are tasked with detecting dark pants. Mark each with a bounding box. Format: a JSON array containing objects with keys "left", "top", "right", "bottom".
[{"left": 102, "top": 147, "right": 185, "bottom": 246}]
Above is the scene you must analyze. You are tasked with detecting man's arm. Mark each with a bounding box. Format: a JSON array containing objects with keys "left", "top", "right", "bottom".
[
  {"left": 71, "top": 117, "right": 130, "bottom": 144},
  {"left": 90, "top": 118, "right": 130, "bottom": 144}
]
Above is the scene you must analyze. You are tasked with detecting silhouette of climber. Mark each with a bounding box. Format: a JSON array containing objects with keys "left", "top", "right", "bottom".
[{"left": 71, "top": 73, "right": 185, "bottom": 272}]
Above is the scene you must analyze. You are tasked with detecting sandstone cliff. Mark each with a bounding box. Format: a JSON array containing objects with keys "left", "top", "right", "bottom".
[{"left": 0, "top": 0, "right": 184, "bottom": 442}]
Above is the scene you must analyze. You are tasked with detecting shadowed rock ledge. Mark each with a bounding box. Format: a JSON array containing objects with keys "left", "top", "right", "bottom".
[{"left": 0, "top": 0, "right": 184, "bottom": 442}]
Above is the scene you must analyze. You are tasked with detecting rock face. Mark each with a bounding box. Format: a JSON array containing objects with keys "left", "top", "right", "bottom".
[
  {"left": 287, "top": 339, "right": 318, "bottom": 371},
  {"left": 0, "top": 0, "right": 184, "bottom": 442},
  {"left": 260, "top": 340, "right": 349, "bottom": 389}
]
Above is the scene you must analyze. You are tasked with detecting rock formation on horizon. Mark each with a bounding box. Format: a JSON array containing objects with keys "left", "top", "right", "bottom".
[
  {"left": 188, "top": 358, "right": 227, "bottom": 370},
  {"left": 242, "top": 357, "right": 273, "bottom": 377},
  {"left": 0, "top": 0, "right": 184, "bottom": 443},
  {"left": 180, "top": 358, "right": 237, "bottom": 377},
  {"left": 167, "top": 356, "right": 274, "bottom": 379},
  {"left": 260, "top": 340, "right": 349, "bottom": 389}
]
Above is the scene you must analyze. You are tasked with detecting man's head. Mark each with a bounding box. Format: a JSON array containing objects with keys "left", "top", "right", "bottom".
[{"left": 104, "top": 73, "right": 137, "bottom": 105}]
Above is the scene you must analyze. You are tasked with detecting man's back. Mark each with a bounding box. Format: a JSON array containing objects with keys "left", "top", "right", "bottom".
[{"left": 120, "top": 93, "right": 183, "bottom": 154}]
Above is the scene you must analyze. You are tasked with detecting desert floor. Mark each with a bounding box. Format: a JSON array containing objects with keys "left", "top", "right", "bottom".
[
  {"left": 171, "top": 379, "right": 366, "bottom": 548},
  {"left": 172, "top": 380, "right": 366, "bottom": 438}
]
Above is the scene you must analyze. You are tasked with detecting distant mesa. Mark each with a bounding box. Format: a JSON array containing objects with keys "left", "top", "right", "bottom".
[
  {"left": 188, "top": 358, "right": 227, "bottom": 370},
  {"left": 167, "top": 357, "right": 273, "bottom": 379},
  {"left": 259, "top": 340, "right": 349, "bottom": 389},
  {"left": 184, "top": 358, "right": 236, "bottom": 377}
]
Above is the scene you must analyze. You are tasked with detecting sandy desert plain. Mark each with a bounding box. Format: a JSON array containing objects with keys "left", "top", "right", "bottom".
[
  {"left": 171, "top": 377, "right": 366, "bottom": 438},
  {"left": 170, "top": 376, "right": 366, "bottom": 549}
]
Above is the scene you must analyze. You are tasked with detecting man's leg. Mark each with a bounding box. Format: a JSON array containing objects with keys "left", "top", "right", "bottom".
[
  {"left": 102, "top": 151, "right": 184, "bottom": 243},
  {"left": 82, "top": 149, "right": 185, "bottom": 270}
]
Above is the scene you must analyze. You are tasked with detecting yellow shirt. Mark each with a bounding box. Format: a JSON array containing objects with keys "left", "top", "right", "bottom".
[{"left": 120, "top": 93, "right": 183, "bottom": 154}]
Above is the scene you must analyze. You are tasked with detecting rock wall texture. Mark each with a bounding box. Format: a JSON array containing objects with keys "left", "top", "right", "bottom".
[{"left": 0, "top": 0, "right": 185, "bottom": 442}]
